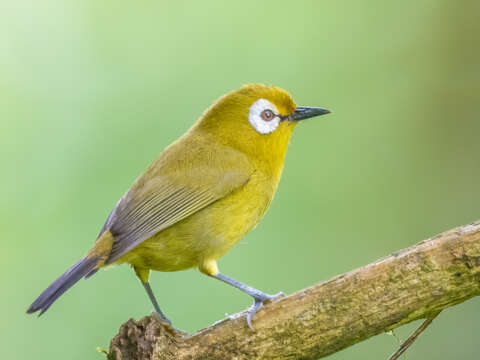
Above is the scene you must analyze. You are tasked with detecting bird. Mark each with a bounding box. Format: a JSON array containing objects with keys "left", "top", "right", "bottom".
[{"left": 27, "top": 84, "right": 330, "bottom": 328}]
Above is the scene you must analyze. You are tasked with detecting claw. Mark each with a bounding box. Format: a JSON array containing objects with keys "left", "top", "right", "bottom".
[
  {"left": 271, "top": 291, "right": 286, "bottom": 299},
  {"left": 246, "top": 292, "right": 286, "bottom": 330},
  {"left": 151, "top": 312, "right": 187, "bottom": 335},
  {"left": 152, "top": 310, "right": 173, "bottom": 325},
  {"left": 246, "top": 298, "right": 264, "bottom": 330}
]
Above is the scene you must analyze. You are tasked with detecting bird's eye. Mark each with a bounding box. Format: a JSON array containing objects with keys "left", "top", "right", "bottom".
[
  {"left": 248, "top": 98, "right": 280, "bottom": 134},
  {"left": 261, "top": 109, "right": 275, "bottom": 122}
]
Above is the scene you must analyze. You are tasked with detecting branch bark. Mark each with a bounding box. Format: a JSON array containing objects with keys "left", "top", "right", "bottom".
[{"left": 109, "top": 220, "right": 480, "bottom": 360}]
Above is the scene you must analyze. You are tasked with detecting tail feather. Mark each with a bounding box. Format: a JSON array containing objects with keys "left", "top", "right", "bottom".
[
  {"left": 27, "top": 230, "right": 114, "bottom": 315},
  {"left": 27, "top": 257, "right": 99, "bottom": 315}
]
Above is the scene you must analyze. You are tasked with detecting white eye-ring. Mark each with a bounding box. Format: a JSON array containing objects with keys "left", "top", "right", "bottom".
[{"left": 248, "top": 98, "right": 280, "bottom": 134}]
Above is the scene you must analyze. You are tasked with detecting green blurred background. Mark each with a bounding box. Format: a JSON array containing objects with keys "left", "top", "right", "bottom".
[{"left": 2, "top": 0, "right": 480, "bottom": 359}]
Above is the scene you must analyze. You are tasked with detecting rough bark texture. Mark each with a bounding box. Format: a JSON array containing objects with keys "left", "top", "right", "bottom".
[{"left": 109, "top": 220, "right": 480, "bottom": 360}]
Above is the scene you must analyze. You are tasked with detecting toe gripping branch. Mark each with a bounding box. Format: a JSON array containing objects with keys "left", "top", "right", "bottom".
[{"left": 211, "top": 272, "right": 285, "bottom": 330}]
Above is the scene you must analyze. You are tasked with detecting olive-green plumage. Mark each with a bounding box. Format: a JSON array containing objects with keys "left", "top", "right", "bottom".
[{"left": 27, "top": 84, "right": 330, "bottom": 324}]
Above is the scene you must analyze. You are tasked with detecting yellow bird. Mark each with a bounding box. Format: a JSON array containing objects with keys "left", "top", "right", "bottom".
[{"left": 27, "top": 84, "right": 330, "bottom": 327}]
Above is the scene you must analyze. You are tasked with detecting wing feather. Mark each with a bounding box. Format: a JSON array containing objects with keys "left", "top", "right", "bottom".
[
  {"left": 106, "top": 184, "right": 219, "bottom": 263},
  {"left": 100, "top": 148, "right": 252, "bottom": 264}
]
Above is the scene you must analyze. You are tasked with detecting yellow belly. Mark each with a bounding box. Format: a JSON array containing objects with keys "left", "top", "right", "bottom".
[{"left": 115, "top": 171, "right": 275, "bottom": 272}]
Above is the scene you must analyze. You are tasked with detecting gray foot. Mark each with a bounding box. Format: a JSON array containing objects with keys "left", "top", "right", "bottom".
[
  {"left": 151, "top": 312, "right": 187, "bottom": 335},
  {"left": 246, "top": 292, "right": 285, "bottom": 330}
]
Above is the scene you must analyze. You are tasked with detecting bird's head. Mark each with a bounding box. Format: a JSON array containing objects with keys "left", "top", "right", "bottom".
[{"left": 195, "top": 84, "right": 330, "bottom": 162}]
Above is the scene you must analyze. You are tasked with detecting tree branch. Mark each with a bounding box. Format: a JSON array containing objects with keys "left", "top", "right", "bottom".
[{"left": 108, "top": 220, "right": 480, "bottom": 360}]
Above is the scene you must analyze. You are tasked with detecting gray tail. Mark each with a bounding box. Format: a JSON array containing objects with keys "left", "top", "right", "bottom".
[{"left": 26, "top": 257, "right": 99, "bottom": 316}]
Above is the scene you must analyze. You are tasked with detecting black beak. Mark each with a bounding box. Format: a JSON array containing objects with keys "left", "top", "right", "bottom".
[{"left": 289, "top": 106, "right": 331, "bottom": 122}]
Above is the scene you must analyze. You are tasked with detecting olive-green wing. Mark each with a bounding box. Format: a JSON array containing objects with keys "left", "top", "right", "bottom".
[{"left": 102, "top": 155, "right": 252, "bottom": 264}]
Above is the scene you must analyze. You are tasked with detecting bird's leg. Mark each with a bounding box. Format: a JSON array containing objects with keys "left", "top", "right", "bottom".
[
  {"left": 140, "top": 280, "right": 188, "bottom": 336},
  {"left": 211, "top": 272, "right": 284, "bottom": 329},
  {"left": 140, "top": 281, "right": 172, "bottom": 325},
  {"left": 134, "top": 265, "right": 172, "bottom": 325}
]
